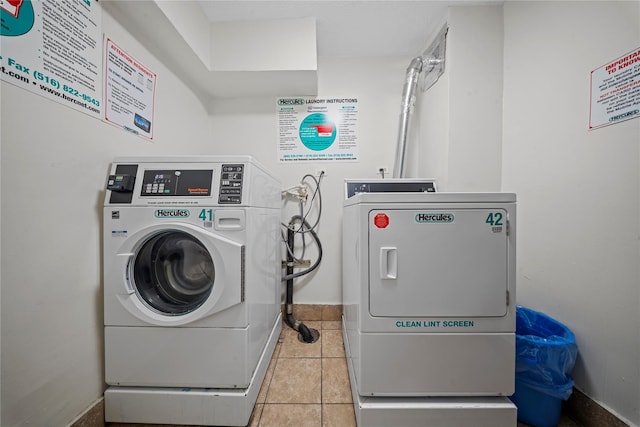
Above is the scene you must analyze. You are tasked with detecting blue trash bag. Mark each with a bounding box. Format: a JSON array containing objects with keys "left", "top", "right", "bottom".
[{"left": 515, "top": 306, "right": 578, "bottom": 400}]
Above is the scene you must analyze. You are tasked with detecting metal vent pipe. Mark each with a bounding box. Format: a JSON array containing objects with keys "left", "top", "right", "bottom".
[
  {"left": 392, "top": 56, "right": 423, "bottom": 178},
  {"left": 392, "top": 25, "right": 448, "bottom": 179}
]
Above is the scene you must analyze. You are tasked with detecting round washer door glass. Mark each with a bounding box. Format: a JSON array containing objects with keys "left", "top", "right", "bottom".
[{"left": 133, "top": 230, "right": 215, "bottom": 315}]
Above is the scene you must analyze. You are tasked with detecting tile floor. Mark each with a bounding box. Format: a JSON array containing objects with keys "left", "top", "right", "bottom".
[
  {"left": 108, "top": 317, "right": 583, "bottom": 427},
  {"left": 250, "top": 320, "right": 355, "bottom": 427}
]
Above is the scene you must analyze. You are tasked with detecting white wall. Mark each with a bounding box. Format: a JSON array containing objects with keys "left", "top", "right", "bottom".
[
  {"left": 209, "top": 56, "right": 411, "bottom": 303},
  {"left": 415, "top": 6, "right": 504, "bottom": 191},
  {"left": 0, "top": 9, "right": 211, "bottom": 426},
  {"left": 502, "top": 2, "right": 639, "bottom": 425}
]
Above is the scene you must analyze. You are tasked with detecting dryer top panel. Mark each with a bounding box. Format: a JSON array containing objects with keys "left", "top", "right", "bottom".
[
  {"left": 104, "top": 156, "right": 280, "bottom": 208},
  {"left": 344, "top": 192, "right": 516, "bottom": 208},
  {"left": 344, "top": 179, "right": 437, "bottom": 199}
]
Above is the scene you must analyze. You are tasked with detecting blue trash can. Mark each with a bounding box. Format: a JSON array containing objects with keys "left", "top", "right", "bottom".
[{"left": 510, "top": 306, "right": 578, "bottom": 427}]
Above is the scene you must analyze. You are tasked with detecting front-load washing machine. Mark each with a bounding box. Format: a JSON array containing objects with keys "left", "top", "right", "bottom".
[
  {"left": 342, "top": 191, "right": 518, "bottom": 426},
  {"left": 103, "top": 156, "right": 281, "bottom": 426}
]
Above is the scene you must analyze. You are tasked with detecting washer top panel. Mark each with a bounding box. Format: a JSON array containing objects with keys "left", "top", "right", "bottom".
[{"left": 104, "top": 156, "right": 280, "bottom": 209}]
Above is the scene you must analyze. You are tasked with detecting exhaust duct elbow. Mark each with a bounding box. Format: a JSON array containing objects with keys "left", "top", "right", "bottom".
[{"left": 392, "top": 25, "right": 448, "bottom": 179}]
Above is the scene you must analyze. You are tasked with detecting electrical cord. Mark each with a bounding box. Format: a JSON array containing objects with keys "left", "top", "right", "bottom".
[
  {"left": 297, "top": 173, "right": 323, "bottom": 233},
  {"left": 282, "top": 172, "right": 323, "bottom": 234},
  {"left": 281, "top": 171, "right": 324, "bottom": 263}
]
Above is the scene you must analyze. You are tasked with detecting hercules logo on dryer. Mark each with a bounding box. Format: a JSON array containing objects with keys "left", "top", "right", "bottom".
[
  {"left": 154, "top": 209, "right": 190, "bottom": 218},
  {"left": 415, "top": 213, "right": 454, "bottom": 223}
]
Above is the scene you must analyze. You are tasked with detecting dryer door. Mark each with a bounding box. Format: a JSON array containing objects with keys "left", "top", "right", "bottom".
[
  {"left": 368, "top": 208, "right": 509, "bottom": 318},
  {"left": 114, "top": 223, "right": 243, "bottom": 326}
]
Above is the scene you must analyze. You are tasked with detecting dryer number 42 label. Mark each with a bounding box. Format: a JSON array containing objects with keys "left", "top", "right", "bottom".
[
  {"left": 485, "top": 212, "right": 503, "bottom": 226},
  {"left": 485, "top": 212, "right": 506, "bottom": 233}
]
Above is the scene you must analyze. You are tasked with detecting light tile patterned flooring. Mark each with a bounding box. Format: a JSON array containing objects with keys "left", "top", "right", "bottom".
[{"left": 250, "top": 320, "right": 356, "bottom": 427}]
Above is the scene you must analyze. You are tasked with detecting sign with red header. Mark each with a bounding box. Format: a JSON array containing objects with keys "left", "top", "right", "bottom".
[{"left": 589, "top": 47, "right": 640, "bottom": 130}]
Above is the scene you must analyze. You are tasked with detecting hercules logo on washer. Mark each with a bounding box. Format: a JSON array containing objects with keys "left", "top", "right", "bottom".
[{"left": 154, "top": 209, "right": 190, "bottom": 218}]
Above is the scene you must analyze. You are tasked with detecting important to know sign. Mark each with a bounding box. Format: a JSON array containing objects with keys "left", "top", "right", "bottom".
[{"left": 589, "top": 47, "right": 640, "bottom": 129}]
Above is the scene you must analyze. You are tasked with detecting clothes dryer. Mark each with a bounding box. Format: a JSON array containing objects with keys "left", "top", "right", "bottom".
[
  {"left": 342, "top": 192, "right": 517, "bottom": 426},
  {"left": 103, "top": 156, "right": 281, "bottom": 426}
]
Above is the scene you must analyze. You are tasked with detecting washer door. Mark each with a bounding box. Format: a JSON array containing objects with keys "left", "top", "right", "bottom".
[
  {"left": 114, "top": 223, "right": 244, "bottom": 326},
  {"left": 133, "top": 230, "right": 215, "bottom": 315}
]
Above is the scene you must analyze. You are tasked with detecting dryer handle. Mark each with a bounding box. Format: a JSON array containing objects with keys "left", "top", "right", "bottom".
[
  {"left": 379, "top": 247, "right": 397, "bottom": 280},
  {"left": 116, "top": 253, "right": 135, "bottom": 295}
]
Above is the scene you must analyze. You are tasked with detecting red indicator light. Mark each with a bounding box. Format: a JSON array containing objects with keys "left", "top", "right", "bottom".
[{"left": 374, "top": 213, "right": 389, "bottom": 228}]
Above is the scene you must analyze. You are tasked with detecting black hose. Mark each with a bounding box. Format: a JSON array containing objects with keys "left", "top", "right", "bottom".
[
  {"left": 282, "top": 215, "right": 323, "bottom": 282},
  {"left": 284, "top": 219, "right": 319, "bottom": 343}
]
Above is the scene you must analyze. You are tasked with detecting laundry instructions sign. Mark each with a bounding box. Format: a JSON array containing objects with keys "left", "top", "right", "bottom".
[{"left": 277, "top": 97, "right": 359, "bottom": 162}]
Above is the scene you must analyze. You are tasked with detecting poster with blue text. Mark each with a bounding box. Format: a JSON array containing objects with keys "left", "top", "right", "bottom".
[
  {"left": 277, "top": 96, "right": 359, "bottom": 162},
  {"left": 0, "top": 0, "right": 102, "bottom": 117}
]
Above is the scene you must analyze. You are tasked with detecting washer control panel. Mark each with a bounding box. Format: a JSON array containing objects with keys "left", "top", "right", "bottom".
[
  {"left": 106, "top": 159, "right": 265, "bottom": 206},
  {"left": 219, "top": 164, "right": 244, "bottom": 204},
  {"left": 140, "top": 169, "right": 213, "bottom": 196}
]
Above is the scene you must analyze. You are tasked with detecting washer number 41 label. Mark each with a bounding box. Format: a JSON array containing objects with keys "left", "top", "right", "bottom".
[
  {"left": 199, "top": 209, "right": 214, "bottom": 221},
  {"left": 485, "top": 212, "right": 505, "bottom": 233}
]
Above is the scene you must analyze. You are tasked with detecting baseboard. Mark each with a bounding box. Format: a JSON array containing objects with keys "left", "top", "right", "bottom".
[
  {"left": 68, "top": 397, "right": 104, "bottom": 427},
  {"left": 281, "top": 303, "right": 342, "bottom": 321},
  {"left": 565, "top": 388, "right": 631, "bottom": 427}
]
